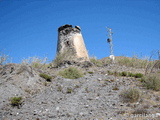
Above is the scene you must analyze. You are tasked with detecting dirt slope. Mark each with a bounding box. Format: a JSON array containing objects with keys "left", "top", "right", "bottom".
[{"left": 0, "top": 63, "right": 160, "bottom": 120}]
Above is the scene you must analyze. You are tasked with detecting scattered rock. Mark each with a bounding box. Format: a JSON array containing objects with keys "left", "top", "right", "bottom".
[{"left": 0, "top": 63, "right": 159, "bottom": 120}]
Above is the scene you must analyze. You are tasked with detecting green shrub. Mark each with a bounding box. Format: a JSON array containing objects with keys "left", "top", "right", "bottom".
[
  {"left": 119, "top": 71, "right": 127, "bottom": 76},
  {"left": 120, "top": 88, "right": 141, "bottom": 103},
  {"left": 59, "top": 67, "right": 83, "bottom": 79},
  {"left": 39, "top": 73, "right": 52, "bottom": 82},
  {"left": 119, "top": 72, "right": 143, "bottom": 78},
  {"left": 141, "top": 73, "right": 160, "bottom": 91},
  {"left": 128, "top": 72, "right": 134, "bottom": 77},
  {"left": 10, "top": 97, "right": 22, "bottom": 107},
  {"left": 88, "top": 71, "right": 94, "bottom": 74},
  {"left": 134, "top": 73, "right": 143, "bottom": 78}
]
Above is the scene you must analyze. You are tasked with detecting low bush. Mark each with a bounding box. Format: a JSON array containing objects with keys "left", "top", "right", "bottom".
[
  {"left": 10, "top": 96, "right": 22, "bottom": 107},
  {"left": 134, "top": 73, "right": 143, "bottom": 78},
  {"left": 119, "top": 71, "right": 127, "bottom": 76},
  {"left": 59, "top": 67, "right": 83, "bottom": 79},
  {"left": 120, "top": 87, "right": 141, "bottom": 103},
  {"left": 141, "top": 73, "right": 160, "bottom": 91},
  {"left": 128, "top": 72, "right": 134, "bottom": 77},
  {"left": 39, "top": 73, "right": 52, "bottom": 82},
  {"left": 118, "top": 72, "right": 143, "bottom": 78}
]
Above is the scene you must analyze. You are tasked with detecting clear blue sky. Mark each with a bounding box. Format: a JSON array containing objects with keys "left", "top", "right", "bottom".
[{"left": 0, "top": 0, "right": 160, "bottom": 63}]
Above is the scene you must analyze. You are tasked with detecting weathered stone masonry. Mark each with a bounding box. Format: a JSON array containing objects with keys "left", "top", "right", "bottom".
[{"left": 57, "top": 24, "right": 89, "bottom": 61}]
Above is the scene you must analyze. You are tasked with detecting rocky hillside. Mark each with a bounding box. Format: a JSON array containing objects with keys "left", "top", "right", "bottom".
[{"left": 0, "top": 58, "right": 160, "bottom": 120}]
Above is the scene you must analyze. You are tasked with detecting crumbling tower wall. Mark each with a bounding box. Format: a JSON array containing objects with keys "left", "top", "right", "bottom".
[{"left": 57, "top": 24, "right": 89, "bottom": 61}]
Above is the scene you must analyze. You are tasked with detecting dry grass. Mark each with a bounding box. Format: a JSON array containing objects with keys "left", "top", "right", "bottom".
[
  {"left": 0, "top": 52, "right": 12, "bottom": 65},
  {"left": 21, "top": 57, "right": 49, "bottom": 69},
  {"left": 141, "top": 73, "right": 160, "bottom": 91},
  {"left": 116, "top": 56, "right": 151, "bottom": 69},
  {"left": 120, "top": 87, "right": 141, "bottom": 103},
  {"left": 53, "top": 51, "right": 75, "bottom": 67}
]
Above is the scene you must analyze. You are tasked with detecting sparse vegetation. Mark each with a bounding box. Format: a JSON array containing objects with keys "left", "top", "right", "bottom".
[
  {"left": 133, "top": 73, "right": 143, "bottom": 78},
  {"left": 107, "top": 70, "right": 143, "bottom": 78},
  {"left": 90, "top": 57, "right": 102, "bottom": 67},
  {"left": 85, "top": 87, "right": 90, "bottom": 93},
  {"left": 57, "top": 85, "right": 63, "bottom": 92},
  {"left": 116, "top": 56, "right": 150, "bottom": 69},
  {"left": 59, "top": 67, "right": 83, "bottom": 79},
  {"left": 107, "top": 70, "right": 119, "bottom": 76},
  {"left": 119, "top": 71, "right": 127, "bottom": 76},
  {"left": 43, "top": 81, "right": 48, "bottom": 86},
  {"left": 66, "top": 88, "right": 72, "bottom": 93},
  {"left": 1, "top": 52, "right": 160, "bottom": 119},
  {"left": 53, "top": 51, "right": 74, "bottom": 67},
  {"left": 101, "top": 57, "right": 113, "bottom": 65},
  {"left": 0, "top": 52, "right": 11, "bottom": 65},
  {"left": 132, "top": 108, "right": 149, "bottom": 114},
  {"left": 10, "top": 96, "right": 22, "bottom": 108},
  {"left": 112, "top": 85, "right": 119, "bottom": 90},
  {"left": 141, "top": 73, "right": 160, "bottom": 91},
  {"left": 128, "top": 72, "right": 134, "bottom": 77},
  {"left": 21, "top": 57, "right": 49, "bottom": 69},
  {"left": 53, "top": 53, "right": 65, "bottom": 67},
  {"left": 120, "top": 88, "right": 141, "bottom": 103},
  {"left": 24, "top": 88, "right": 32, "bottom": 94},
  {"left": 39, "top": 73, "right": 52, "bottom": 82}
]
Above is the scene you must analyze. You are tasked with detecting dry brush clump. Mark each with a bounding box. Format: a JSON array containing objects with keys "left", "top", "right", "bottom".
[
  {"left": 144, "top": 50, "right": 160, "bottom": 74},
  {"left": 0, "top": 52, "right": 12, "bottom": 65},
  {"left": 141, "top": 73, "right": 160, "bottom": 91},
  {"left": 21, "top": 56, "right": 49, "bottom": 69},
  {"left": 120, "top": 87, "right": 141, "bottom": 103}
]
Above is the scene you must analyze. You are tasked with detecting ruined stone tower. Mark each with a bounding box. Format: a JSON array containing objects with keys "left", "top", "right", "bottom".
[{"left": 57, "top": 24, "right": 89, "bottom": 61}]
